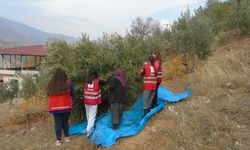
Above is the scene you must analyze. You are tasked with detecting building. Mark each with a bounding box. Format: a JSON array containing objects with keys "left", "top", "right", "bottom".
[{"left": 0, "top": 45, "right": 48, "bottom": 83}]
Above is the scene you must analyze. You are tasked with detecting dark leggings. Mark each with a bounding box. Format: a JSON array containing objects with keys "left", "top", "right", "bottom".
[
  {"left": 111, "top": 103, "right": 124, "bottom": 127},
  {"left": 151, "top": 83, "right": 160, "bottom": 108},
  {"left": 53, "top": 112, "right": 70, "bottom": 140}
]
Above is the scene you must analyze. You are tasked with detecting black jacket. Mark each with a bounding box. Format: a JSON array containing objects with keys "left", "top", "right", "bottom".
[{"left": 108, "top": 78, "right": 127, "bottom": 103}]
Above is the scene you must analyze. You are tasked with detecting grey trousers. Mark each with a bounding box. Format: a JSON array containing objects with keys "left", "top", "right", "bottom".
[
  {"left": 142, "top": 90, "right": 156, "bottom": 109},
  {"left": 110, "top": 103, "right": 124, "bottom": 125}
]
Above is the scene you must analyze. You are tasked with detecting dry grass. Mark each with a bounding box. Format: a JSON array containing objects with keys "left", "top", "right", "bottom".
[
  {"left": 185, "top": 38, "right": 250, "bottom": 98},
  {"left": 158, "top": 38, "right": 250, "bottom": 150},
  {"left": 0, "top": 95, "right": 48, "bottom": 128},
  {"left": 155, "top": 91, "right": 250, "bottom": 150}
]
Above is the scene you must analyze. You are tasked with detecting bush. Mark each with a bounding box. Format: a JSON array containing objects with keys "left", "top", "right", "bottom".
[
  {"left": 204, "top": 0, "right": 231, "bottom": 34},
  {"left": 227, "top": 0, "right": 250, "bottom": 36},
  {"left": 0, "top": 80, "right": 19, "bottom": 104},
  {"left": 41, "top": 19, "right": 164, "bottom": 122},
  {"left": 190, "top": 13, "right": 213, "bottom": 59},
  {"left": 0, "top": 83, "right": 10, "bottom": 103},
  {"left": 171, "top": 10, "right": 193, "bottom": 54},
  {"left": 171, "top": 9, "right": 213, "bottom": 59},
  {"left": 21, "top": 75, "right": 38, "bottom": 99}
]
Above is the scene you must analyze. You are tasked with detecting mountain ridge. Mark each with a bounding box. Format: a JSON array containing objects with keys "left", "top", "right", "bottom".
[{"left": 0, "top": 17, "right": 77, "bottom": 48}]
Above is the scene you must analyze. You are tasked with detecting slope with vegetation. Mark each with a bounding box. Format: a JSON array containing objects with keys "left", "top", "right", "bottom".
[{"left": 0, "top": 0, "right": 249, "bottom": 149}]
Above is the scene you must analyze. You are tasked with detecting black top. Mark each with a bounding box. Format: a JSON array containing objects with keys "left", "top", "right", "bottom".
[
  {"left": 86, "top": 78, "right": 106, "bottom": 85},
  {"left": 108, "top": 78, "right": 127, "bottom": 103}
]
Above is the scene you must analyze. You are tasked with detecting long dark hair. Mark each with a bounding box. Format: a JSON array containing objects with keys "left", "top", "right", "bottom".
[
  {"left": 87, "top": 66, "right": 99, "bottom": 84},
  {"left": 47, "top": 68, "right": 69, "bottom": 96},
  {"left": 148, "top": 55, "right": 155, "bottom": 65},
  {"left": 153, "top": 49, "right": 162, "bottom": 62}
]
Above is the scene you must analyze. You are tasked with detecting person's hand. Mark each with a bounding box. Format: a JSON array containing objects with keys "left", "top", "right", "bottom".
[{"left": 138, "top": 69, "right": 144, "bottom": 75}]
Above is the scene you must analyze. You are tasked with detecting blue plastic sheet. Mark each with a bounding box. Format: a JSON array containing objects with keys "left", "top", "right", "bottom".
[{"left": 69, "top": 85, "right": 192, "bottom": 147}]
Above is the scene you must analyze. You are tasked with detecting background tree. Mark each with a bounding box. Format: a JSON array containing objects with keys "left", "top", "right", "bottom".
[
  {"left": 227, "top": 0, "right": 250, "bottom": 35},
  {"left": 0, "top": 80, "right": 19, "bottom": 105}
]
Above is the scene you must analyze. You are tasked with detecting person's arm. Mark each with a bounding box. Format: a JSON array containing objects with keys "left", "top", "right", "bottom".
[
  {"left": 139, "top": 64, "right": 146, "bottom": 76},
  {"left": 154, "top": 60, "right": 162, "bottom": 72},
  {"left": 109, "top": 78, "right": 116, "bottom": 93},
  {"left": 70, "top": 82, "right": 74, "bottom": 97},
  {"left": 98, "top": 77, "right": 107, "bottom": 85},
  {"left": 154, "top": 60, "right": 160, "bottom": 70}
]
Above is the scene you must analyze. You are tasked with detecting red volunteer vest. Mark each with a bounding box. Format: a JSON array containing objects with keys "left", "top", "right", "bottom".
[
  {"left": 48, "top": 81, "right": 72, "bottom": 112},
  {"left": 83, "top": 79, "right": 102, "bottom": 105},
  {"left": 154, "top": 59, "right": 163, "bottom": 83},
  {"left": 143, "top": 63, "right": 157, "bottom": 90}
]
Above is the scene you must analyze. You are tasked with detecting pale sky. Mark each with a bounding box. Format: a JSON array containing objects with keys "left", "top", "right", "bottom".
[{"left": 0, "top": 0, "right": 205, "bottom": 39}]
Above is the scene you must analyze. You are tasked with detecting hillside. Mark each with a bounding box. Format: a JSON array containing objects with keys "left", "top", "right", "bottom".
[
  {"left": 0, "top": 17, "right": 77, "bottom": 48},
  {"left": 0, "top": 38, "right": 249, "bottom": 149}
]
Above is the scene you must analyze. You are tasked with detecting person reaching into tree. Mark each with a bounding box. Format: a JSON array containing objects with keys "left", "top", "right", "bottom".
[
  {"left": 139, "top": 56, "right": 157, "bottom": 117},
  {"left": 83, "top": 66, "right": 106, "bottom": 137},
  {"left": 151, "top": 50, "right": 163, "bottom": 109}
]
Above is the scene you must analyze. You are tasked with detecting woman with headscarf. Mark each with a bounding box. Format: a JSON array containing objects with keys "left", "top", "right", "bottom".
[
  {"left": 109, "top": 69, "right": 127, "bottom": 129},
  {"left": 83, "top": 66, "right": 106, "bottom": 137}
]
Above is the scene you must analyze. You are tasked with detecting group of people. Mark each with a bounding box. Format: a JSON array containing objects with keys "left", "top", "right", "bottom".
[{"left": 47, "top": 50, "right": 162, "bottom": 146}]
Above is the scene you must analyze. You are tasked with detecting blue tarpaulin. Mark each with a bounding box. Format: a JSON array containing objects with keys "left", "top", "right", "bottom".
[{"left": 69, "top": 85, "right": 192, "bottom": 147}]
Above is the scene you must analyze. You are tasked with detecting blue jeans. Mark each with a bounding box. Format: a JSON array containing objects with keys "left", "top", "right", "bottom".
[{"left": 53, "top": 112, "right": 70, "bottom": 140}]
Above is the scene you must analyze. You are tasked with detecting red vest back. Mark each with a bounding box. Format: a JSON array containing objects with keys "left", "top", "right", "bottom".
[
  {"left": 143, "top": 63, "right": 157, "bottom": 90},
  {"left": 48, "top": 81, "right": 72, "bottom": 112},
  {"left": 154, "top": 59, "right": 163, "bottom": 83},
  {"left": 83, "top": 79, "right": 102, "bottom": 105}
]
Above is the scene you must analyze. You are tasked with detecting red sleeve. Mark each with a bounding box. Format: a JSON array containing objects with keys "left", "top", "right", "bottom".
[{"left": 154, "top": 60, "right": 161, "bottom": 71}]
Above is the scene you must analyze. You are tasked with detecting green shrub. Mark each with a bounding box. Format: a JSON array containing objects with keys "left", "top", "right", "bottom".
[
  {"left": 190, "top": 14, "right": 213, "bottom": 59},
  {"left": 41, "top": 19, "right": 164, "bottom": 122},
  {"left": 171, "top": 9, "right": 213, "bottom": 59},
  {"left": 21, "top": 75, "right": 38, "bottom": 99},
  {"left": 0, "top": 80, "right": 19, "bottom": 104},
  {"left": 0, "top": 83, "right": 10, "bottom": 103},
  {"left": 204, "top": 0, "right": 231, "bottom": 34},
  {"left": 227, "top": 0, "right": 250, "bottom": 36}
]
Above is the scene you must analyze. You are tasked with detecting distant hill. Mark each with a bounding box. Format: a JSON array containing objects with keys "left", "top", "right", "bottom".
[{"left": 0, "top": 17, "right": 77, "bottom": 48}]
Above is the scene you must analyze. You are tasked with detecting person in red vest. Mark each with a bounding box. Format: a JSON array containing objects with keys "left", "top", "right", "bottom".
[
  {"left": 151, "top": 50, "right": 163, "bottom": 109},
  {"left": 139, "top": 56, "right": 157, "bottom": 116},
  {"left": 47, "top": 68, "right": 74, "bottom": 146},
  {"left": 83, "top": 66, "right": 106, "bottom": 137}
]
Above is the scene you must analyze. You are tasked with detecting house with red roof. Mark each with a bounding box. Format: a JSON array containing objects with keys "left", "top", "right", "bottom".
[{"left": 0, "top": 45, "right": 48, "bottom": 82}]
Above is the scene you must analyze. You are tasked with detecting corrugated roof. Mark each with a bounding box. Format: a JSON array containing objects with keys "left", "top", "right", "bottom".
[{"left": 0, "top": 45, "right": 48, "bottom": 56}]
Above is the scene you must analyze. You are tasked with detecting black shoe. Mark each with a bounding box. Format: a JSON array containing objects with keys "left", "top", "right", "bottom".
[
  {"left": 112, "top": 124, "right": 118, "bottom": 130},
  {"left": 151, "top": 104, "right": 158, "bottom": 109},
  {"left": 142, "top": 108, "right": 150, "bottom": 118}
]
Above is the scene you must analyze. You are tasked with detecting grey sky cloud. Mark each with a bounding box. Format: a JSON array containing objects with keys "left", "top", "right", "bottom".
[{"left": 0, "top": 0, "right": 204, "bottom": 39}]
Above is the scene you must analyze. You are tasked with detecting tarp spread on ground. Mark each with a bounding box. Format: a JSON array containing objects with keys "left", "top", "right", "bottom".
[{"left": 69, "top": 85, "right": 192, "bottom": 147}]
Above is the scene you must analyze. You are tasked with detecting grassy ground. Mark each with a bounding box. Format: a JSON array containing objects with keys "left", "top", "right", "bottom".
[{"left": 0, "top": 38, "right": 249, "bottom": 150}]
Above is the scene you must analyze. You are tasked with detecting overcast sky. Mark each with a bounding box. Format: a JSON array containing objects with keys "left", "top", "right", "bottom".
[{"left": 0, "top": 0, "right": 205, "bottom": 39}]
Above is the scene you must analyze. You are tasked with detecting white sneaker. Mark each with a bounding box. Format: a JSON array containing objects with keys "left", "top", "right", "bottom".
[
  {"left": 55, "top": 140, "right": 61, "bottom": 146},
  {"left": 64, "top": 137, "right": 70, "bottom": 142}
]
